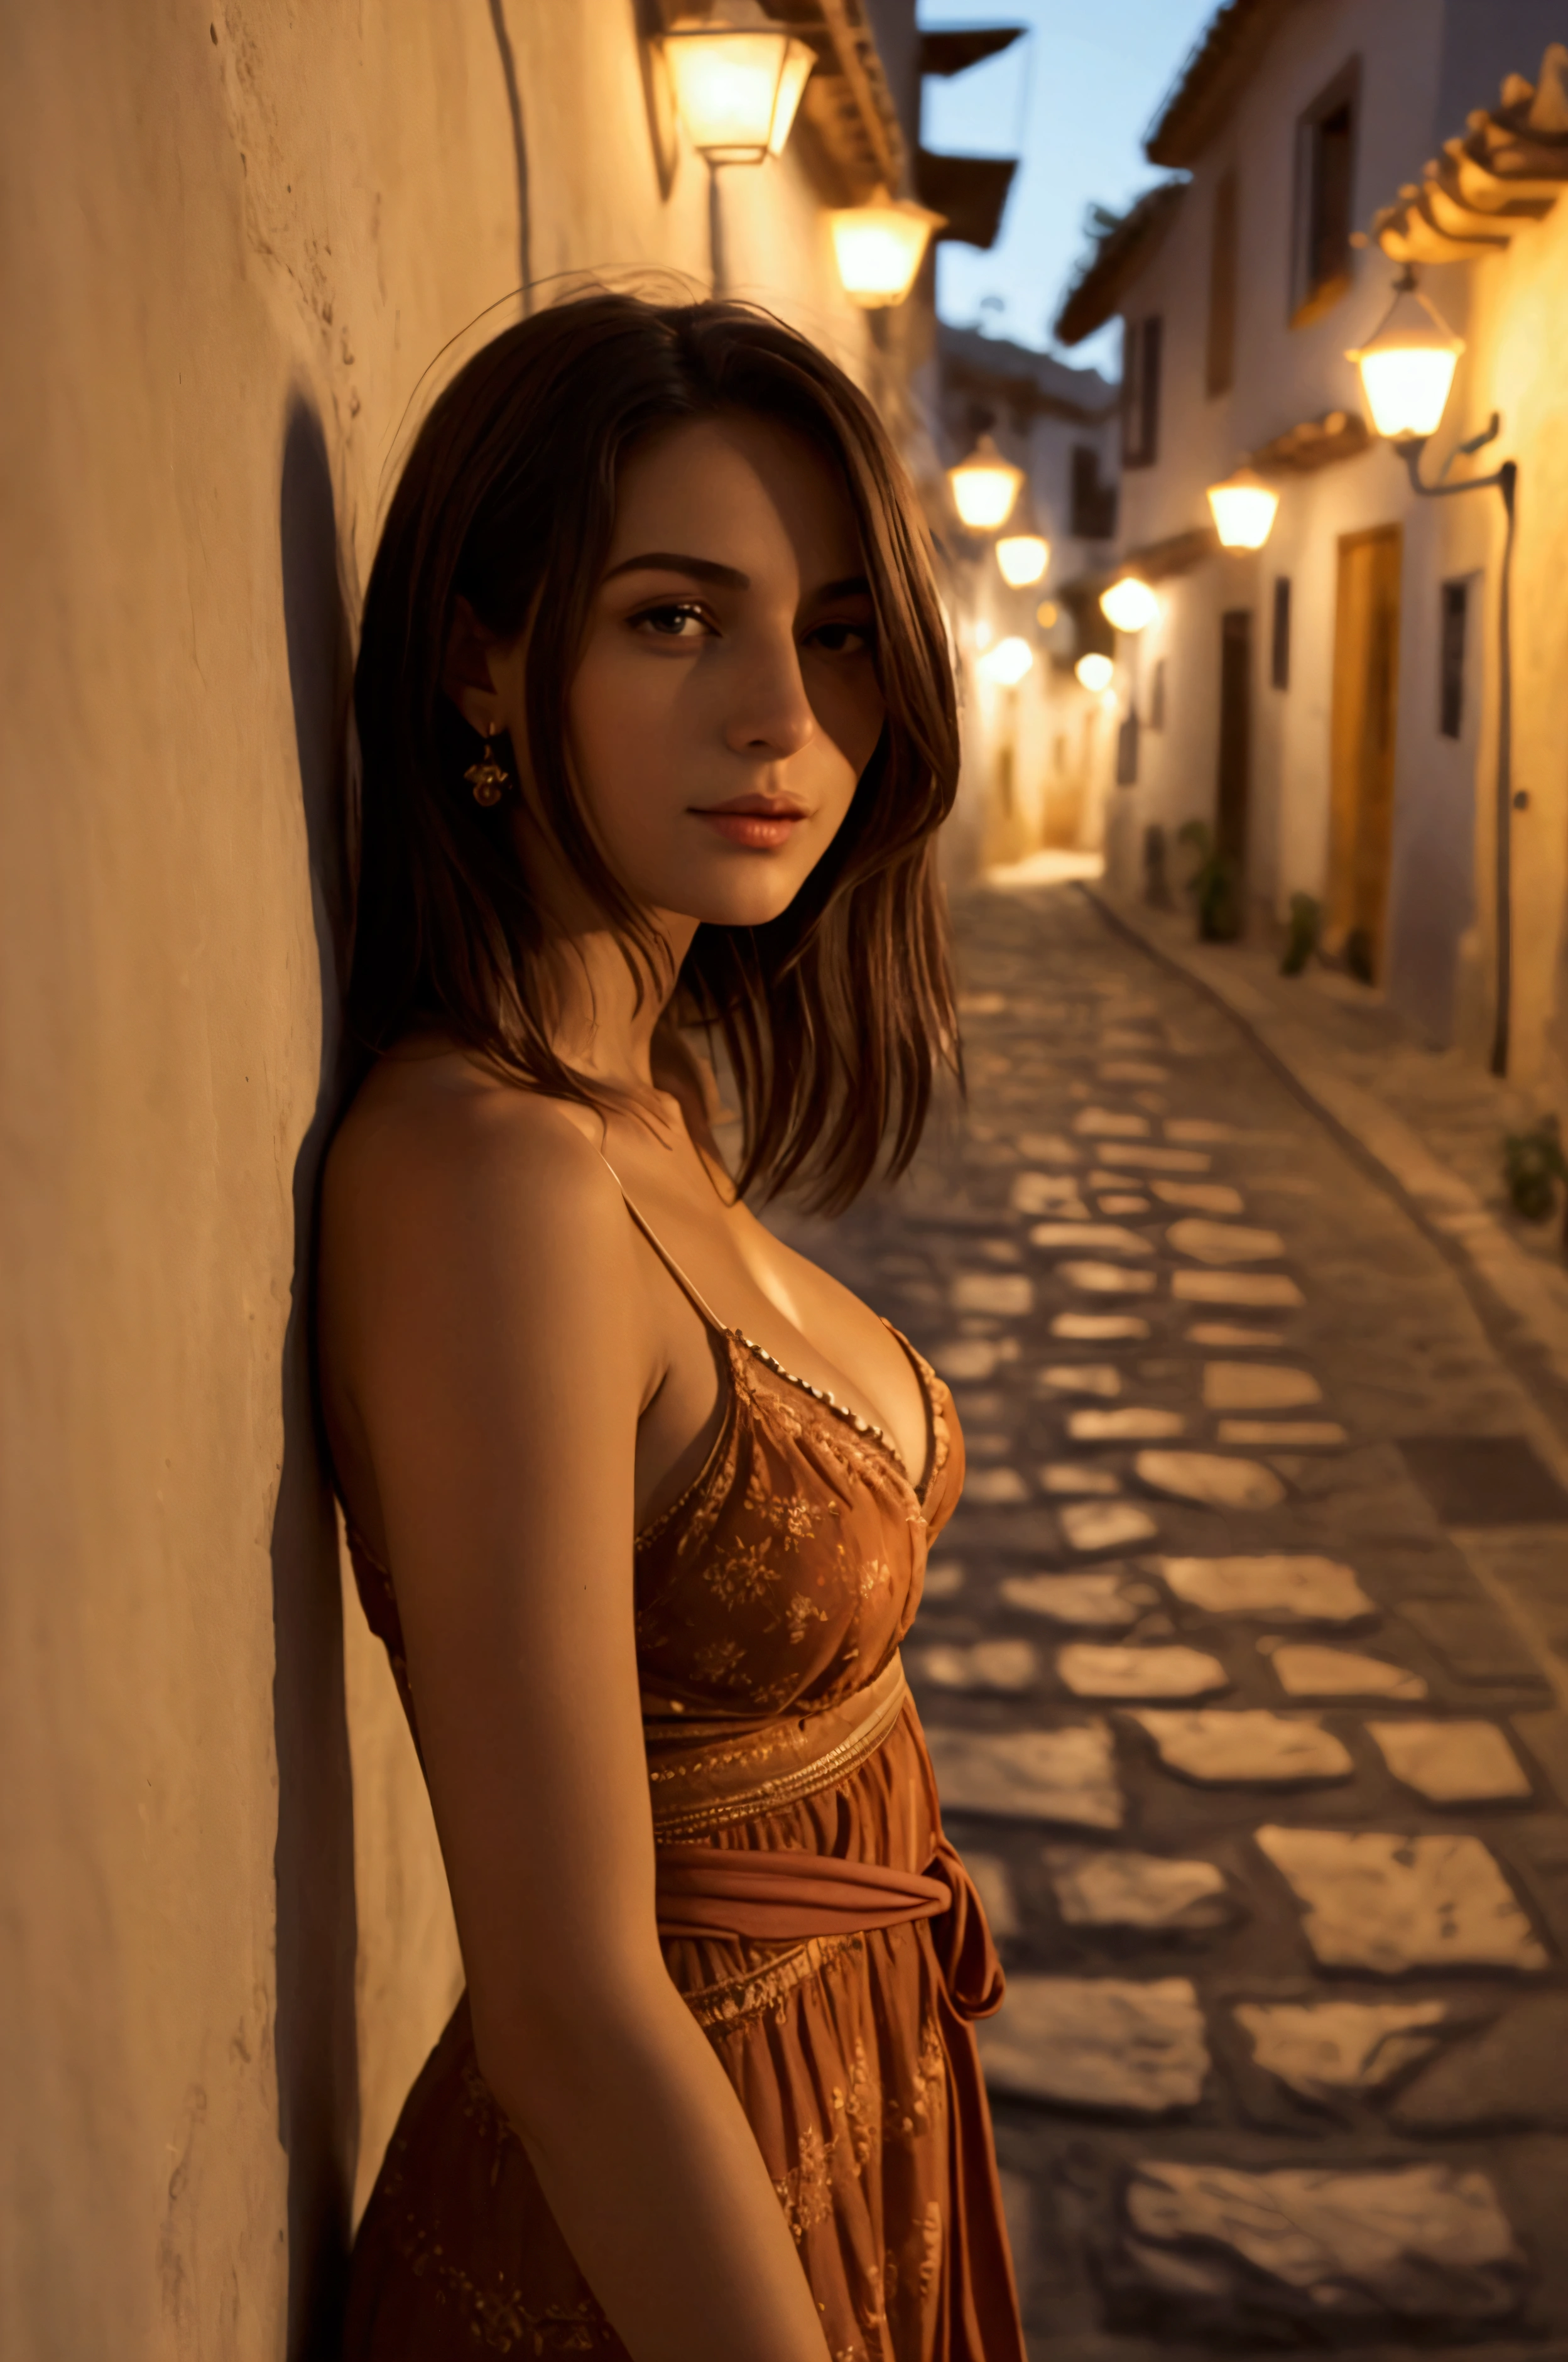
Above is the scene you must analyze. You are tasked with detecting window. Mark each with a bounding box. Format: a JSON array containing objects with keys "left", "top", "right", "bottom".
[
  {"left": 1206, "top": 171, "right": 1238, "bottom": 397},
  {"left": 1440, "top": 579, "right": 1467, "bottom": 737},
  {"left": 1116, "top": 707, "right": 1140, "bottom": 786},
  {"left": 1271, "top": 577, "right": 1292, "bottom": 690},
  {"left": 1148, "top": 656, "right": 1167, "bottom": 731},
  {"left": 1292, "top": 58, "right": 1360, "bottom": 326},
  {"left": 1121, "top": 315, "right": 1162, "bottom": 468},
  {"left": 1070, "top": 443, "right": 1118, "bottom": 540}
]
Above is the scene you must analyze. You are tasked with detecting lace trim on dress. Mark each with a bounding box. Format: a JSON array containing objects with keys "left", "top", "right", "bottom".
[{"left": 680, "top": 1929, "right": 865, "bottom": 2033}]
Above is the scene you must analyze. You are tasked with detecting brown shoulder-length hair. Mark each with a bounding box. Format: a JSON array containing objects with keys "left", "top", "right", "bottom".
[{"left": 349, "top": 290, "right": 961, "bottom": 1212}]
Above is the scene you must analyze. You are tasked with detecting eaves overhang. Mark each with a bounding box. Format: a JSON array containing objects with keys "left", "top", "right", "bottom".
[
  {"left": 1366, "top": 43, "right": 1568, "bottom": 266},
  {"left": 1053, "top": 179, "right": 1187, "bottom": 346},
  {"left": 1143, "top": 0, "right": 1290, "bottom": 170}
]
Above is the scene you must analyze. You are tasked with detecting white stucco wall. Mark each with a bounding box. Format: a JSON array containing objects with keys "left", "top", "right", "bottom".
[
  {"left": 1099, "top": 0, "right": 1567, "bottom": 1107},
  {"left": 0, "top": 6, "right": 901, "bottom": 2355}
]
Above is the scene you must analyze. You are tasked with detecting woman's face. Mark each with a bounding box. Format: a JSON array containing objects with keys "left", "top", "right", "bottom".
[{"left": 548, "top": 413, "right": 886, "bottom": 930}]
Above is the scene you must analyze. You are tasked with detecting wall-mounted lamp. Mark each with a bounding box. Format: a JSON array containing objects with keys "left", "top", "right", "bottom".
[
  {"left": 1099, "top": 576, "right": 1159, "bottom": 634},
  {"left": 1349, "top": 264, "right": 1516, "bottom": 1075},
  {"left": 1347, "top": 267, "right": 1464, "bottom": 443},
  {"left": 996, "top": 533, "right": 1051, "bottom": 587},
  {"left": 1206, "top": 465, "right": 1280, "bottom": 551},
  {"left": 830, "top": 189, "right": 944, "bottom": 308},
  {"left": 663, "top": 8, "right": 815, "bottom": 163},
  {"left": 976, "top": 635, "right": 1035, "bottom": 686},
  {"left": 1075, "top": 653, "right": 1114, "bottom": 694},
  {"left": 947, "top": 435, "right": 1024, "bottom": 531}
]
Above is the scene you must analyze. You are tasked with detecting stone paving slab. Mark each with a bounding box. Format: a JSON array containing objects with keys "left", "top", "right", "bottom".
[{"left": 765, "top": 886, "right": 1568, "bottom": 2349}]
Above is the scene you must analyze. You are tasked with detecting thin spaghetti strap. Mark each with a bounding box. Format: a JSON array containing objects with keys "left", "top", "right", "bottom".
[{"left": 599, "top": 1155, "right": 732, "bottom": 1336}]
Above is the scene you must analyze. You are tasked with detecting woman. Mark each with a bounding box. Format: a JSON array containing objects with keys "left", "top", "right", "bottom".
[{"left": 320, "top": 291, "right": 1023, "bottom": 2362}]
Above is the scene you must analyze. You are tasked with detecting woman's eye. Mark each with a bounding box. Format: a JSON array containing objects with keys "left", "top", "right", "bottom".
[
  {"left": 634, "top": 601, "right": 710, "bottom": 639},
  {"left": 805, "top": 619, "right": 875, "bottom": 655}
]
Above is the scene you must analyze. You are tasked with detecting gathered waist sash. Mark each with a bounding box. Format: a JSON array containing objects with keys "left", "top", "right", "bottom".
[
  {"left": 645, "top": 1653, "right": 1003, "bottom": 2022},
  {"left": 644, "top": 1651, "right": 910, "bottom": 1842}
]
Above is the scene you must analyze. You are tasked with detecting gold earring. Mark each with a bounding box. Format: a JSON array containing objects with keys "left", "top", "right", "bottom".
[{"left": 465, "top": 724, "right": 509, "bottom": 807}]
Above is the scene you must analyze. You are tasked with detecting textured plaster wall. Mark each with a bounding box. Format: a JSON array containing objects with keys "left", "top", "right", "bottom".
[{"left": 0, "top": 4, "right": 885, "bottom": 2355}]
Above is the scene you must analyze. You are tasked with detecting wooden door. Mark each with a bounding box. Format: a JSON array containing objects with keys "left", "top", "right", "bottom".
[
  {"left": 1329, "top": 525, "right": 1402, "bottom": 980},
  {"left": 1216, "top": 608, "right": 1252, "bottom": 867}
]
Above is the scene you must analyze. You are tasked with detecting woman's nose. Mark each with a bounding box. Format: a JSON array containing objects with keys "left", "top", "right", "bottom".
[{"left": 722, "top": 631, "right": 815, "bottom": 761}]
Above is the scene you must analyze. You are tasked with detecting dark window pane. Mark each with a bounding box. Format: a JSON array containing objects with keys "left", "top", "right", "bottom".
[
  {"left": 1440, "top": 579, "right": 1467, "bottom": 738},
  {"left": 1149, "top": 656, "right": 1167, "bottom": 731},
  {"left": 1271, "top": 577, "right": 1292, "bottom": 690},
  {"left": 1312, "top": 101, "right": 1354, "bottom": 291},
  {"left": 1121, "top": 317, "right": 1162, "bottom": 469},
  {"left": 1070, "top": 443, "right": 1118, "bottom": 538}
]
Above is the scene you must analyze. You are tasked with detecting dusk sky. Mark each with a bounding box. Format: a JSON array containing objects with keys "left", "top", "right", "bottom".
[{"left": 919, "top": 0, "right": 1220, "bottom": 376}]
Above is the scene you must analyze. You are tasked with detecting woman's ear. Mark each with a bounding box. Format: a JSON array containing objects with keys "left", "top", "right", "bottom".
[{"left": 442, "top": 596, "right": 504, "bottom": 736}]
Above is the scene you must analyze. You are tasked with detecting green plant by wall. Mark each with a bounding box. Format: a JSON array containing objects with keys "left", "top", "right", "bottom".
[
  {"left": 1280, "top": 892, "right": 1321, "bottom": 976},
  {"left": 1502, "top": 1114, "right": 1567, "bottom": 1224},
  {"left": 1177, "top": 819, "right": 1243, "bottom": 942}
]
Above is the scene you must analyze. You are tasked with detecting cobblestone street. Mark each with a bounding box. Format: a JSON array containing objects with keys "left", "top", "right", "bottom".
[{"left": 776, "top": 884, "right": 1568, "bottom": 2361}]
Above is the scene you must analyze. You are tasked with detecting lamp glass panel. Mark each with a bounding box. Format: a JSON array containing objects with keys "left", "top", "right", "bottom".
[
  {"left": 1100, "top": 577, "right": 1159, "bottom": 633},
  {"left": 996, "top": 534, "right": 1050, "bottom": 587},
  {"left": 766, "top": 41, "right": 815, "bottom": 155},
  {"left": 977, "top": 636, "right": 1034, "bottom": 685},
  {"left": 1358, "top": 345, "right": 1459, "bottom": 440},
  {"left": 1207, "top": 477, "right": 1280, "bottom": 550},
  {"left": 831, "top": 202, "right": 938, "bottom": 307},
  {"left": 666, "top": 30, "right": 789, "bottom": 161},
  {"left": 1075, "top": 653, "right": 1114, "bottom": 692},
  {"left": 949, "top": 455, "right": 1023, "bottom": 530}
]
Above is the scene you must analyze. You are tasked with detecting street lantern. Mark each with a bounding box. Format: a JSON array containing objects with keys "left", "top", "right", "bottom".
[
  {"left": 1099, "top": 575, "right": 1159, "bottom": 633},
  {"left": 1347, "top": 268, "right": 1465, "bottom": 443},
  {"left": 1206, "top": 465, "right": 1280, "bottom": 550},
  {"left": 1075, "top": 653, "right": 1114, "bottom": 693},
  {"left": 663, "top": 9, "right": 815, "bottom": 163},
  {"left": 996, "top": 533, "right": 1050, "bottom": 587},
  {"left": 976, "top": 635, "right": 1034, "bottom": 686},
  {"left": 830, "top": 190, "right": 945, "bottom": 308},
  {"left": 947, "top": 435, "right": 1024, "bottom": 531}
]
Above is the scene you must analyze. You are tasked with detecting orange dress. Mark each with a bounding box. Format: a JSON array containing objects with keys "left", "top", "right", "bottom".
[{"left": 342, "top": 1205, "right": 1024, "bottom": 2361}]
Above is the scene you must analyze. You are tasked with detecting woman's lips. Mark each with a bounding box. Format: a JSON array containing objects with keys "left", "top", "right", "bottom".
[{"left": 692, "top": 804, "right": 807, "bottom": 849}]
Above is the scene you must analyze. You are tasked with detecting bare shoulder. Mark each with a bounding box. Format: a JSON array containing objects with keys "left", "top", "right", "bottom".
[{"left": 322, "top": 1048, "right": 643, "bottom": 1331}]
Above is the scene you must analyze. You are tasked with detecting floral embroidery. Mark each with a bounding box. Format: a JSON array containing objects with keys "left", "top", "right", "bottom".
[
  {"left": 704, "top": 1537, "right": 775, "bottom": 1609},
  {"left": 785, "top": 1592, "right": 829, "bottom": 1645},
  {"left": 692, "top": 1635, "right": 746, "bottom": 1684}
]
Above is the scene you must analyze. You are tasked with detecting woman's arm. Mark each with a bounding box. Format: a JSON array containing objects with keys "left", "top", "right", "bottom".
[{"left": 323, "top": 1091, "right": 829, "bottom": 2362}]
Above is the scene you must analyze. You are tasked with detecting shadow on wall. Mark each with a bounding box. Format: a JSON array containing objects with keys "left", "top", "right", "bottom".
[{"left": 274, "top": 394, "right": 361, "bottom": 2359}]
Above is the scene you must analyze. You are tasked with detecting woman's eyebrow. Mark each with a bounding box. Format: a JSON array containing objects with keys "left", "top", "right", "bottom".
[
  {"left": 807, "top": 574, "right": 872, "bottom": 603},
  {"left": 602, "top": 551, "right": 749, "bottom": 589}
]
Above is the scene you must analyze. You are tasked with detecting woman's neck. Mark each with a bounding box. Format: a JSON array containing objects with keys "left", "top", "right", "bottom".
[{"left": 540, "top": 913, "right": 699, "bottom": 1096}]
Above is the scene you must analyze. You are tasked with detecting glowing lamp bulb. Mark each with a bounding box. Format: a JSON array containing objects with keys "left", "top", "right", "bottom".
[
  {"left": 1075, "top": 653, "right": 1114, "bottom": 694},
  {"left": 663, "top": 17, "right": 815, "bottom": 163},
  {"left": 948, "top": 435, "right": 1024, "bottom": 531},
  {"left": 1348, "top": 272, "right": 1465, "bottom": 442},
  {"left": 830, "top": 190, "right": 945, "bottom": 309},
  {"left": 1206, "top": 465, "right": 1280, "bottom": 550},
  {"left": 1099, "top": 576, "right": 1159, "bottom": 634},
  {"left": 996, "top": 533, "right": 1050, "bottom": 587},
  {"left": 976, "top": 635, "right": 1034, "bottom": 686}
]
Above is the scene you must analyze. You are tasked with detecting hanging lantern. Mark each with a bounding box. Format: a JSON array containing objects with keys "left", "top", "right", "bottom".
[
  {"left": 1075, "top": 653, "right": 1114, "bottom": 693},
  {"left": 830, "top": 189, "right": 945, "bottom": 308},
  {"left": 976, "top": 636, "right": 1035, "bottom": 686},
  {"left": 996, "top": 533, "right": 1051, "bottom": 587},
  {"left": 947, "top": 435, "right": 1024, "bottom": 531},
  {"left": 1099, "top": 576, "right": 1159, "bottom": 634},
  {"left": 1206, "top": 465, "right": 1280, "bottom": 550},
  {"left": 663, "top": 10, "right": 815, "bottom": 163},
  {"left": 1348, "top": 268, "right": 1464, "bottom": 443}
]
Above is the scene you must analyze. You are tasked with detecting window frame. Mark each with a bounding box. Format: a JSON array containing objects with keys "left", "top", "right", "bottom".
[
  {"left": 1439, "top": 577, "right": 1468, "bottom": 740},
  {"left": 1290, "top": 55, "right": 1361, "bottom": 329},
  {"left": 1271, "top": 577, "right": 1292, "bottom": 692},
  {"left": 1206, "top": 169, "right": 1238, "bottom": 398},
  {"left": 1121, "top": 313, "right": 1163, "bottom": 470}
]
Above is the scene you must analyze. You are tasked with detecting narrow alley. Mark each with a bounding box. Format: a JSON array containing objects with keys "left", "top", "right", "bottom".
[{"left": 778, "top": 883, "right": 1568, "bottom": 2358}]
